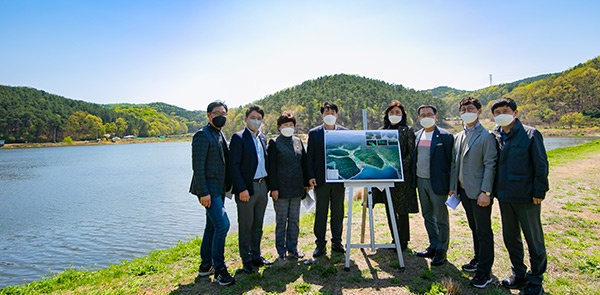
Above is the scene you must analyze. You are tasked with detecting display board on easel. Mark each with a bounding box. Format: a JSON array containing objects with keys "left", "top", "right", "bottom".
[
  {"left": 324, "top": 129, "right": 406, "bottom": 270},
  {"left": 324, "top": 130, "right": 404, "bottom": 183}
]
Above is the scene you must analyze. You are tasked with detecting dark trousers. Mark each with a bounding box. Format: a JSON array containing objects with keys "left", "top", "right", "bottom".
[
  {"left": 383, "top": 201, "right": 410, "bottom": 244},
  {"left": 460, "top": 186, "right": 494, "bottom": 275},
  {"left": 499, "top": 201, "right": 547, "bottom": 285},
  {"left": 313, "top": 183, "right": 345, "bottom": 247},
  {"left": 236, "top": 181, "right": 268, "bottom": 263},
  {"left": 274, "top": 197, "right": 302, "bottom": 256}
]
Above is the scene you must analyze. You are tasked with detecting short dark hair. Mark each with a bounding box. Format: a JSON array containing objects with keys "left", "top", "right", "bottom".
[
  {"left": 207, "top": 101, "right": 228, "bottom": 113},
  {"left": 383, "top": 100, "right": 407, "bottom": 127},
  {"left": 277, "top": 111, "right": 296, "bottom": 127},
  {"left": 245, "top": 105, "right": 265, "bottom": 118},
  {"left": 417, "top": 104, "right": 437, "bottom": 115},
  {"left": 320, "top": 102, "right": 339, "bottom": 114},
  {"left": 459, "top": 96, "right": 482, "bottom": 110},
  {"left": 491, "top": 97, "right": 518, "bottom": 113}
]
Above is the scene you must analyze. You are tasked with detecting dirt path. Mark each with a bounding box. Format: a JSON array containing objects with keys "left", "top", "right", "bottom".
[{"left": 326, "top": 151, "right": 600, "bottom": 294}]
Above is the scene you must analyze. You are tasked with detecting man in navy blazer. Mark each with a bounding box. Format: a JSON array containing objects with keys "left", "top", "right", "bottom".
[
  {"left": 413, "top": 104, "right": 454, "bottom": 267},
  {"left": 189, "top": 101, "right": 235, "bottom": 286},
  {"left": 307, "top": 102, "right": 348, "bottom": 257},
  {"left": 229, "top": 105, "right": 272, "bottom": 274}
]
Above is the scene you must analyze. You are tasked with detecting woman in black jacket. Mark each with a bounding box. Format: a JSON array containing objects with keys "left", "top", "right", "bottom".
[
  {"left": 372, "top": 101, "right": 419, "bottom": 250},
  {"left": 267, "top": 111, "right": 309, "bottom": 261}
]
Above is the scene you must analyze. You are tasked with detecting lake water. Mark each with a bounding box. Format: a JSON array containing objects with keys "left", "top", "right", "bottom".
[
  {"left": 0, "top": 137, "right": 596, "bottom": 287},
  {"left": 0, "top": 142, "right": 275, "bottom": 287}
]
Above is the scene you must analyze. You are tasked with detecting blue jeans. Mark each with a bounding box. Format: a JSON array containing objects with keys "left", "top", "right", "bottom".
[{"left": 200, "top": 195, "right": 230, "bottom": 270}]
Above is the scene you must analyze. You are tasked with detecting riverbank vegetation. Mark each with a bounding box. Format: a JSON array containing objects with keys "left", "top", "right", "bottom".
[{"left": 1, "top": 139, "right": 599, "bottom": 294}]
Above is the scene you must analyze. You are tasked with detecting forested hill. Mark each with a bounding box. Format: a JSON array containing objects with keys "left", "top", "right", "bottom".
[
  {"left": 431, "top": 56, "right": 600, "bottom": 125},
  {"left": 219, "top": 74, "right": 443, "bottom": 136},
  {"left": 427, "top": 74, "right": 551, "bottom": 114},
  {"left": 0, "top": 86, "right": 207, "bottom": 143},
  {"left": 2, "top": 56, "right": 599, "bottom": 143}
]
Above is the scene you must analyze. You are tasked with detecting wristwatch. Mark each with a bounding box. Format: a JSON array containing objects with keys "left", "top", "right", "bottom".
[{"left": 482, "top": 191, "right": 491, "bottom": 196}]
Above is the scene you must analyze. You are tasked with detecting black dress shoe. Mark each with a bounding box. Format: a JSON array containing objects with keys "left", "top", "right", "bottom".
[
  {"left": 416, "top": 248, "right": 436, "bottom": 258},
  {"left": 313, "top": 246, "right": 326, "bottom": 257},
  {"left": 252, "top": 256, "right": 273, "bottom": 267},
  {"left": 331, "top": 243, "right": 346, "bottom": 253},
  {"left": 242, "top": 263, "right": 255, "bottom": 274},
  {"left": 431, "top": 251, "right": 447, "bottom": 266},
  {"left": 502, "top": 274, "right": 528, "bottom": 289}
]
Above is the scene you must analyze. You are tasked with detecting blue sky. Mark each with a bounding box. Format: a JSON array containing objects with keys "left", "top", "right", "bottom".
[{"left": 1, "top": 0, "right": 599, "bottom": 111}]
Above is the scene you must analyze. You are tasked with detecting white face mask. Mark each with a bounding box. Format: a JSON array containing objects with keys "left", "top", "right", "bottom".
[
  {"left": 280, "top": 127, "right": 294, "bottom": 137},
  {"left": 323, "top": 114, "right": 337, "bottom": 126},
  {"left": 419, "top": 117, "right": 436, "bottom": 129},
  {"left": 388, "top": 115, "right": 402, "bottom": 125},
  {"left": 247, "top": 119, "right": 262, "bottom": 131},
  {"left": 494, "top": 114, "right": 514, "bottom": 127},
  {"left": 460, "top": 112, "right": 478, "bottom": 124}
]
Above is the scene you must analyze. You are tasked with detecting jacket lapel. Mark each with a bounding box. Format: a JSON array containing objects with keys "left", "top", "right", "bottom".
[
  {"left": 429, "top": 127, "right": 440, "bottom": 159},
  {"left": 464, "top": 126, "right": 482, "bottom": 156},
  {"left": 208, "top": 126, "right": 225, "bottom": 162},
  {"left": 243, "top": 128, "right": 258, "bottom": 163},
  {"left": 258, "top": 133, "right": 267, "bottom": 157}
]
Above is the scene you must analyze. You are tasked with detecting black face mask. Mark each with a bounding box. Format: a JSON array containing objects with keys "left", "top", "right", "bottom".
[{"left": 212, "top": 115, "right": 227, "bottom": 128}]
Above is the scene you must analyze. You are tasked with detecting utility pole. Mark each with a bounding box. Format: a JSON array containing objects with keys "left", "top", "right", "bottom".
[{"left": 489, "top": 74, "right": 493, "bottom": 86}]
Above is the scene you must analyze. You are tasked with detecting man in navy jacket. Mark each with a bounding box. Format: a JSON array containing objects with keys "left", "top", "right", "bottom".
[
  {"left": 307, "top": 102, "right": 348, "bottom": 257},
  {"left": 491, "top": 98, "right": 549, "bottom": 295},
  {"left": 230, "top": 105, "right": 273, "bottom": 274},
  {"left": 413, "top": 105, "right": 454, "bottom": 267}
]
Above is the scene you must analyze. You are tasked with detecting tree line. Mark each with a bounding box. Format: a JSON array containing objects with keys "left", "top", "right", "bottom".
[
  {"left": 0, "top": 86, "right": 207, "bottom": 143},
  {"left": 432, "top": 56, "right": 600, "bottom": 128},
  {"left": 2, "top": 56, "right": 599, "bottom": 143},
  {"left": 219, "top": 74, "right": 444, "bottom": 138}
]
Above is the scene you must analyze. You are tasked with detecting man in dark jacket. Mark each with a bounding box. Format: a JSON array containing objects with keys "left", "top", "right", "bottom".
[
  {"left": 491, "top": 98, "right": 549, "bottom": 295},
  {"left": 307, "top": 102, "right": 348, "bottom": 257},
  {"left": 189, "top": 101, "right": 235, "bottom": 286},
  {"left": 229, "top": 105, "right": 273, "bottom": 274},
  {"left": 413, "top": 105, "right": 454, "bottom": 267}
]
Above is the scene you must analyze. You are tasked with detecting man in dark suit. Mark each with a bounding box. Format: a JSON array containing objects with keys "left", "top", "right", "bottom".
[
  {"left": 229, "top": 105, "right": 272, "bottom": 274},
  {"left": 307, "top": 102, "right": 348, "bottom": 257},
  {"left": 413, "top": 104, "right": 454, "bottom": 267},
  {"left": 189, "top": 101, "right": 235, "bottom": 286},
  {"left": 449, "top": 97, "right": 497, "bottom": 289}
]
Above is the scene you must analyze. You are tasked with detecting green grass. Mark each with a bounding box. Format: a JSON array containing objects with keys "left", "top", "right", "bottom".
[{"left": 546, "top": 139, "right": 600, "bottom": 167}]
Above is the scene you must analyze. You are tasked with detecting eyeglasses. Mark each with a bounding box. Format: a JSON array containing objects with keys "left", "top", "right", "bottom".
[
  {"left": 419, "top": 113, "right": 435, "bottom": 118},
  {"left": 211, "top": 111, "right": 227, "bottom": 117},
  {"left": 459, "top": 106, "right": 478, "bottom": 113}
]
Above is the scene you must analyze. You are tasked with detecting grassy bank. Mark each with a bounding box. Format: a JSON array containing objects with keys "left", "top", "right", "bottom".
[{"left": 2, "top": 140, "right": 600, "bottom": 295}]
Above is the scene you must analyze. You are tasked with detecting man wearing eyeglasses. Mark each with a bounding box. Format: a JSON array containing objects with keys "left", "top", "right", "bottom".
[
  {"left": 189, "top": 101, "right": 235, "bottom": 286},
  {"left": 449, "top": 96, "right": 497, "bottom": 289},
  {"left": 413, "top": 104, "right": 454, "bottom": 267}
]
